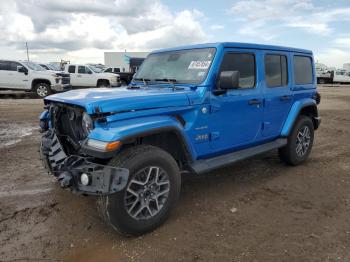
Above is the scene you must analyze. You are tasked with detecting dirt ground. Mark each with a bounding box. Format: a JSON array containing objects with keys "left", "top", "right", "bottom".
[{"left": 0, "top": 86, "right": 350, "bottom": 262}]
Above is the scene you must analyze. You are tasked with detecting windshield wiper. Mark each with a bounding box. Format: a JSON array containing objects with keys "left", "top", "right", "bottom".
[
  {"left": 155, "top": 78, "right": 180, "bottom": 90},
  {"left": 133, "top": 78, "right": 151, "bottom": 85}
]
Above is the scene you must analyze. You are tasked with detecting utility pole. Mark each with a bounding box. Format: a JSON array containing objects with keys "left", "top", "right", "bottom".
[{"left": 26, "top": 42, "right": 30, "bottom": 61}]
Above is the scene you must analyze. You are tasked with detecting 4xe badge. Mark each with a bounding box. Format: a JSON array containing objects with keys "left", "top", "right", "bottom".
[{"left": 195, "top": 133, "right": 209, "bottom": 143}]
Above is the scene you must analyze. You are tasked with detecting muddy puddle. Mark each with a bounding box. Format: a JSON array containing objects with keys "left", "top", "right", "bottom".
[{"left": 0, "top": 122, "right": 38, "bottom": 148}]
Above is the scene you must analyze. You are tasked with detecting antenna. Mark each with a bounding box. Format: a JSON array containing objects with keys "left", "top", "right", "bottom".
[{"left": 26, "top": 42, "right": 30, "bottom": 61}]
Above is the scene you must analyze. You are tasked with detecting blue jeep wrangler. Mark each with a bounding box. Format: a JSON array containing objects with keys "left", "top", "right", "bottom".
[{"left": 40, "top": 42, "right": 321, "bottom": 235}]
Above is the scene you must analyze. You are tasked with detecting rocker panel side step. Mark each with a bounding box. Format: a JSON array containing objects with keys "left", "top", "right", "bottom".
[{"left": 190, "top": 138, "right": 287, "bottom": 174}]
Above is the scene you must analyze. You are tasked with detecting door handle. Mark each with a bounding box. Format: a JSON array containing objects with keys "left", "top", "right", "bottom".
[
  {"left": 77, "top": 75, "right": 82, "bottom": 77},
  {"left": 280, "top": 95, "right": 292, "bottom": 101},
  {"left": 248, "top": 99, "right": 262, "bottom": 105}
]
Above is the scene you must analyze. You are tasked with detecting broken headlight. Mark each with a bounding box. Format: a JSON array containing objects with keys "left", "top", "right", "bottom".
[{"left": 82, "top": 112, "right": 94, "bottom": 135}]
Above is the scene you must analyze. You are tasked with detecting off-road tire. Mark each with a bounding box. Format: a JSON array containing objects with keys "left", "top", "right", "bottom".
[
  {"left": 34, "top": 82, "right": 51, "bottom": 98},
  {"left": 279, "top": 115, "right": 314, "bottom": 166},
  {"left": 97, "top": 80, "right": 110, "bottom": 88},
  {"left": 98, "top": 145, "right": 181, "bottom": 236}
]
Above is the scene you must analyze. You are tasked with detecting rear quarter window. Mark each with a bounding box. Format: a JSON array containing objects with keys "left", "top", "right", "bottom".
[{"left": 293, "top": 56, "right": 313, "bottom": 85}]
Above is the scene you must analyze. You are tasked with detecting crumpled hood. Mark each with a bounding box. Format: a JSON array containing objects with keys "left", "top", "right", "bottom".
[{"left": 45, "top": 87, "right": 192, "bottom": 114}]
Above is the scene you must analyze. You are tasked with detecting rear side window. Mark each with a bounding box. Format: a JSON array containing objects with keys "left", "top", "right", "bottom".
[
  {"left": 68, "top": 65, "right": 76, "bottom": 73},
  {"left": 0, "top": 61, "right": 11, "bottom": 71},
  {"left": 265, "top": 54, "right": 288, "bottom": 87},
  {"left": 219, "top": 53, "right": 255, "bottom": 88},
  {"left": 293, "top": 56, "right": 313, "bottom": 85}
]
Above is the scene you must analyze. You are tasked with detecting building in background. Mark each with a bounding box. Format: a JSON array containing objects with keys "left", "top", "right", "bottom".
[
  {"left": 343, "top": 63, "right": 350, "bottom": 71},
  {"left": 104, "top": 52, "right": 149, "bottom": 72}
]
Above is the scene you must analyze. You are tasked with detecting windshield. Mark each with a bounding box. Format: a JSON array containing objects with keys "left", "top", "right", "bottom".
[
  {"left": 47, "top": 64, "right": 61, "bottom": 71},
  {"left": 89, "top": 66, "right": 103, "bottom": 73},
  {"left": 22, "top": 61, "right": 45, "bottom": 71},
  {"left": 134, "top": 48, "right": 216, "bottom": 84}
]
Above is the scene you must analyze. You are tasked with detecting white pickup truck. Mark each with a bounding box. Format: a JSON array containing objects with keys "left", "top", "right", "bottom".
[
  {"left": 0, "top": 60, "right": 71, "bottom": 97},
  {"left": 65, "top": 64, "right": 121, "bottom": 88}
]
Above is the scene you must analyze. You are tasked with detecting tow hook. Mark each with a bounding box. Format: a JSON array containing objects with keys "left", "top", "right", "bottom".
[{"left": 58, "top": 172, "right": 73, "bottom": 188}]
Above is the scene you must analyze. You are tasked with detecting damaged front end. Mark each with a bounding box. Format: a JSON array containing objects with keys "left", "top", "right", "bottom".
[{"left": 40, "top": 104, "right": 129, "bottom": 195}]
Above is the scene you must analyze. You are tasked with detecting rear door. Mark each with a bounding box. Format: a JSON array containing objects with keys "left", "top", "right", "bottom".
[{"left": 261, "top": 52, "right": 293, "bottom": 138}]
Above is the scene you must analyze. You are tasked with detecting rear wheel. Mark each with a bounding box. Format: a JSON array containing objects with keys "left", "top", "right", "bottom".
[
  {"left": 279, "top": 115, "right": 314, "bottom": 165},
  {"left": 34, "top": 83, "right": 51, "bottom": 98},
  {"left": 98, "top": 145, "right": 181, "bottom": 236}
]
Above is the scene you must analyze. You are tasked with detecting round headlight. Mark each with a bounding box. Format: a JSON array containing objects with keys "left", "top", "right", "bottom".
[{"left": 82, "top": 112, "right": 93, "bottom": 134}]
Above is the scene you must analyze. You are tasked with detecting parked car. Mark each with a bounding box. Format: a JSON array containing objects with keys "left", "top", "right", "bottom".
[
  {"left": 103, "top": 67, "right": 134, "bottom": 85},
  {"left": 64, "top": 64, "right": 121, "bottom": 88},
  {"left": 0, "top": 60, "right": 70, "bottom": 97},
  {"left": 40, "top": 42, "right": 321, "bottom": 236},
  {"left": 316, "top": 63, "right": 350, "bottom": 84}
]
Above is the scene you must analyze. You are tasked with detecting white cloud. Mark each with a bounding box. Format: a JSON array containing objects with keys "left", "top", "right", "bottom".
[
  {"left": 230, "top": 0, "right": 350, "bottom": 38},
  {"left": 210, "top": 24, "right": 224, "bottom": 30},
  {"left": 0, "top": 1, "right": 207, "bottom": 63},
  {"left": 316, "top": 48, "right": 350, "bottom": 68},
  {"left": 333, "top": 37, "right": 350, "bottom": 48}
]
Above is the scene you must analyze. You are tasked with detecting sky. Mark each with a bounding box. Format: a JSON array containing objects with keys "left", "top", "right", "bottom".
[{"left": 0, "top": 0, "right": 349, "bottom": 67}]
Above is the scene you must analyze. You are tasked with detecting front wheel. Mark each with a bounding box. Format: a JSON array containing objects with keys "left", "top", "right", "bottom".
[
  {"left": 97, "top": 80, "right": 110, "bottom": 88},
  {"left": 279, "top": 115, "right": 314, "bottom": 166},
  {"left": 98, "top": 145, "right": 181, "bottom": 236},
  {"left": 34, "top": 83, "right": 51, "bottom": 98}
]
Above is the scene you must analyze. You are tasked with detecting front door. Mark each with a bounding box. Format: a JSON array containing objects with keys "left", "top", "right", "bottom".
[
  {"left": 77, "top": 66, "right": 95, "bottom": 86},
  {"left": 0, "top": 61, "right": 28, "bottom": 89},
  {"left": 209, "top": 50, "right": 264, "bottom": 155}
]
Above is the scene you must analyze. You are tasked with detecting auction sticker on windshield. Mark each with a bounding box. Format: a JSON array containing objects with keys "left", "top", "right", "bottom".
[{"left": 188, "top": 61, "right": 211, "bottom": 70}]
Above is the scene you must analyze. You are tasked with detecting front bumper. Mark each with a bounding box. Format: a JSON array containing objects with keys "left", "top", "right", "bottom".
[
  {"left": 313, "top": 116, "right": 321, "bottom": 130},
  {"left": 51, "top": 84, "right": 71, "bottom": 92},
  {"left": 40, "top": 130, "right": 129, "bottom": 195},
  {"left": 110, "top": 81, "right": 122, "bottom": 87}
]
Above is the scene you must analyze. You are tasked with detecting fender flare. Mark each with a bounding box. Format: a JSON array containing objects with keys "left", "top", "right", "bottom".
[
  {"left": 87, "top": 115, "right": 195, "bottom": 161},
  {"left": 32, "top": 78, "right": 52, "bottom": 90},
  {"left": 280, "top": 98, "right": 317, "bottom": 137}
]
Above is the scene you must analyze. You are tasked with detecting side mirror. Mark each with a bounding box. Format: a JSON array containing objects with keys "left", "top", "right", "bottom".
[
  {"left": 87, "top": 70, "right": 92, "bottom": 74},
  {"left": 17, "top": 66, "right": 27, "bottom": 74},
  {"left": 219, "top": 71, "right": 240, "bottom": 90}
]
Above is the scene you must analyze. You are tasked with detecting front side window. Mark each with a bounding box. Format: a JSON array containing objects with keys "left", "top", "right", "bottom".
[
  {"left": 21, "top": 62, "right": 45, "bottom": 71},
  {"left": 134, "top": 48, "right": 216, "bottom": 84},
  {"left": 10, "top": 62, "right": 21, "bottom": 71},
  {"left": 68, "top": 66, "right": 76, "bottom": 73},
  {"left": 105, "top": 68, "right": 112, "bottom": 73},
  {"left": 265, "top": 54, "right": 288, "bottom": 87},
  {"left": 293, "top": 56, "right": 313, "bottom": 85},
  {"left": 78, "top": 66, "right": 92, "bottom": 74},
  {"left": 219, "top": 53, "right": 256, "bottom": 89}
]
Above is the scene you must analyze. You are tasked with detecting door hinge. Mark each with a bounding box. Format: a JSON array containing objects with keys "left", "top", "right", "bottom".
[{"left": 210, "top": 105, "right": 221, "bottom": 113}]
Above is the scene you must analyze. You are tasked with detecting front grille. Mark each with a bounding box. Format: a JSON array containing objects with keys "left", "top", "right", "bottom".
[
  {"left": 61, "top": 77, "right": 70, "bottom": 85},
  {"left": 50, "top": 104, "right": 87, "bottom": 154}
]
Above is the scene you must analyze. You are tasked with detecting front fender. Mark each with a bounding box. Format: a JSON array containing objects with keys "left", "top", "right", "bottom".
[
  {"left": 280, "top": 98, "right": 316, "bottom": 137},
  {"left": 87, "top": 115, "right": 195, "bottom": 159}
]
